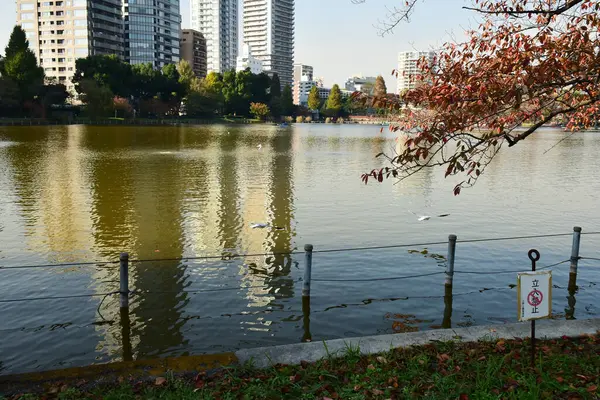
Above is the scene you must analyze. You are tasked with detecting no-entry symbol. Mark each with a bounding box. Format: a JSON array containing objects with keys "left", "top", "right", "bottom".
[
  {"left": 527, "top": 289, "right": 543, "bottom": 306},
  {"left": 518, "top": 271, "right": 552, "bottom": 322}
]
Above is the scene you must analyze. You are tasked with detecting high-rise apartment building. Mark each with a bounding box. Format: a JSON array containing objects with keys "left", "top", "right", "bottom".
[
  {"left": 181, "top": 29, "right": 207, "bottom": 78},
  {"left": 243, "top": 0, "right": 294, "bottom": 87},
  {"left": 190, "top": 0, "right": 238, "bottom": 73},
  {"left": 397, "top": 51, "right": 436, "bottom": 94},
  {"left": 124, "top": 0, "right": 181, "bottom": 67},
  {"left": 292, "top": 63, "right": 312, "bottom": 105},
  {"left": 16, "top": 0, "right": 123, "bottom": 92}
]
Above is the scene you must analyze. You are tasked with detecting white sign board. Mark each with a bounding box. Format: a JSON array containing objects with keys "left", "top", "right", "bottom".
[{"left": 517, "top": 271, "right": 552, "bottom": 322}]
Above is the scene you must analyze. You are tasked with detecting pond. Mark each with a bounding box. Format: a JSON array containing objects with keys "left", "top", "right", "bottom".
[{"left": 0, "top": 123, "right": 599, "bottom": 375}]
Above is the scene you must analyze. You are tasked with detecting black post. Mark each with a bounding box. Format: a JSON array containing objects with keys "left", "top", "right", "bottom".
[{"left": 528, "top": 249, "right": 540, "bottom": 368}]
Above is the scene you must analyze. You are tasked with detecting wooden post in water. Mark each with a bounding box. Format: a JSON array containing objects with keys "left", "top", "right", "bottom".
[
  {"left": 566, "top": 227, "right": 581, "bottom": 319},
  {"left": 302, "top": 244, "right": 313, "bottom": 342},
  {"left": 120, "top": 252, "right": 129, "bottom": 308},
  {"left": 443, "top": 235, "right": 457, "bottom": 328}
]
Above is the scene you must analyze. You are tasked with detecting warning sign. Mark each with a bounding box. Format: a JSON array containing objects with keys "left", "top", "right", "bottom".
[{"left": 517, "top": 271, "right": 552, "bottom": 321}]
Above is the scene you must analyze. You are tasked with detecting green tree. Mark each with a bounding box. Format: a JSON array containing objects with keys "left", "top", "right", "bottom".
[
  {"left": 250, "top": 72, "right": 271, "bottom": 104},
  {"left": 250, "top": 102, "right": 270, "bottom": 121},
  {"left": 0, "top": 78, "right": 20, "bottom": 116},
  {"left": 1, "top": 26, "right": 44, "bottom": 99},
  {"left": 222, "top": 69, "right": 238, "bottom": 115},
  {"left": 235, "top": 68, "right": 254, "bottom": 115},
  {"left": 308, "top": 86, "right": 320, "bottom": 111},
  {"left": 73, "top": 55, "right": 132, "bottom": 98},
  {"left": 326, "top": 84, "right": 343, "bottom": 117},
  {"left": 78, "top": 79, "right": 114, "bottom": 119},
  {"left": 176, "top": 60, "right": 196, "bottom": 92},
  {"left": 270, "top": 73, "right": 281, "bottom": 97},
  {"left": 374, "top": 75, "right": 387, "bottom": 98},
  {"left": 281, "top": 84, "right": 294, "bottom": 116}
]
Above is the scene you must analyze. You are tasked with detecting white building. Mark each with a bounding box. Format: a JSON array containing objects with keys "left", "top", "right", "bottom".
[
  {"left": 191, "top": 0, "right": 238, "bottom": 73},
  {"left": 243, "top": 0, "right": 295, "bottom": 87},
  {"left": 397, "top": 50, "right": 436, "bottom": 94},
  {"left": 16, "top": 0, "right": 124, "bottom": 93},
  {"left": 345, "top": 76, "right": 376, "bottom": 93},
  {"left": 297, "top": 75, "right": 315, "bottom": 107},
  {"left": 236, "top": 43, "right": 263, "bottom": 74},
  {"left": 292, "top": 63, "right": 313, "bottom": 105}
]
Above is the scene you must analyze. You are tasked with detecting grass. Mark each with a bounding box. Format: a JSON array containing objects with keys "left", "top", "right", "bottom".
[{"left": 2, "top": 335, "right": 599, "bottom": 399}]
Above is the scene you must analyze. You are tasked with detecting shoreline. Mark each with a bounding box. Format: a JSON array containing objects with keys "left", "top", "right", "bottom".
[{"left": 1, "top": 318, "right": 598, "bottom": 395}]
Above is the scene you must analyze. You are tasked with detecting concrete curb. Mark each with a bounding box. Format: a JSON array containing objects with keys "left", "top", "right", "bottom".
[{"left": 234, "top": 318, "right": 600, "bottom": 368}]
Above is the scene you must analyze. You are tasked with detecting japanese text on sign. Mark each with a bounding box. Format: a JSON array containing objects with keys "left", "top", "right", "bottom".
[{"left": 517, "top": 271, "right": 552, "bottom": 321}]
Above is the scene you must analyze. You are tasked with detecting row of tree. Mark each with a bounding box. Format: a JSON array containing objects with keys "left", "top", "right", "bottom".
[{"left": 0, "top": 25, "right": 391, "bottom": 120}]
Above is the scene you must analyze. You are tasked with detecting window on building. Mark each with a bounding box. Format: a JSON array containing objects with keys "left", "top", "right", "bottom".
[
  {"left": 75, "top": 38, "right": 87, "bottom": 45},
  {"left": 20, "top": 12, "right": 34, "bottom": 20},
  {"left": 73, "top": 9, "right": 85, "bottom": 16},
  {"left": 74, "top": 19, "right": 87, "bottom": 26},
  {"left": 21, "top": 22, "right": 34, "bottom": 29},
  {"left": 20, "top": 3, "right": 34, "bottom": 10},
  {"left": 74, "top": 29, "right": 86, "bottom": 36},
  {"left": 75, "top": 48, "right": 88, "bottom": 55},
  {"left": 73, "top": 0, "right": 85, "bottom": 6}
]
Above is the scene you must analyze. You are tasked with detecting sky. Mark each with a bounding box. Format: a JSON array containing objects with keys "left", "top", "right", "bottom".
[{"left": 0, "top": 0, "right": 477, "bottom": 92}]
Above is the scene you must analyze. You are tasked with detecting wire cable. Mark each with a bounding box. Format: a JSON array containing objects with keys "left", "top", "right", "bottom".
[
  {"left": 311, "top": 271, "right": 444, "bottom": 282},
  {"left": 0, "top": 260, "right": 118, "bottom": 270},
  {"left": 0, "top": 292, "right": 118, "bottom": 304},
  {"left": 454, "top": 259, "right": 571, "bottom": 275}
]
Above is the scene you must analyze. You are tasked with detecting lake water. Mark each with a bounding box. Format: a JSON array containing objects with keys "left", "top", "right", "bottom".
[{"left": 0, "top": 124, "right": 599, "bottom": 375}]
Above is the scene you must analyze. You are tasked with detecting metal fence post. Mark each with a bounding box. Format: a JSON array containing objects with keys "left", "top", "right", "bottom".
[
  {"left": 120, "top": 252, "right": 129, "bottom": 308},
  {"left": 445, "top": 235, "right": 457, "bottom": 286},
  {"left": 442, "top": 235, "right": 457, "bottom": 328},
  {"left": 569, "top": 226, "right": 581, "bottom": 277},
  {"left": 567, "top": 227, "right": 581, "bottom": 318},
  {"left": 302, "top": 244, "right": 313, "bottom": 341},
  {"left": 302, "top": 244, "right": 313, "bottom": 297}
]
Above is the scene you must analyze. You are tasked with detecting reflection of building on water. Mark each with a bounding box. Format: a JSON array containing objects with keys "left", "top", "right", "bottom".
[{"left": 4, "top": 124, "right": 298, "bottom": 360}]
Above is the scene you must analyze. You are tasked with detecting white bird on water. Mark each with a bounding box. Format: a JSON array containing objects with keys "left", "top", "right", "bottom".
[
  {"left": 257, "top": 144, "right": 263, "bottom": 150},
  {"left": 408, "top": 210, "right": 450, "bottom": 222}
]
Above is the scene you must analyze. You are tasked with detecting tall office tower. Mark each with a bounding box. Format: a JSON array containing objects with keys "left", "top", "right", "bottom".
[
  {"left": 16, "top": 0, "right": 123, "bottom": 92},
  {"left": 124, "top": 0, "right": 182, "bottom": 68},
  {"left": 190, "top": 0, "right": 238, "bottom": 73},
  {"left": 243, "top": 0, "right": 294, "bottom": 87}
]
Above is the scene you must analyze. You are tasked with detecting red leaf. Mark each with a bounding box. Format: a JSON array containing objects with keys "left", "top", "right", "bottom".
[
  {"left": 587, "top": 385, "right": 597, "bottom": 393},
  {"left": 460, "top": 394, "right": 469, "bottom": 400},
  {"left": 453, "top": 186, "right": 461, "bottom": 196},
  {"left": 377, "top": 170, "right": 383, "bottom": 182}
]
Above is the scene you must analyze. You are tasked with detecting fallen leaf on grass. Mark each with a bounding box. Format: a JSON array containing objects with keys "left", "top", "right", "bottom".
[
  {"left": 437, "top": 353, "right": 450, "bottom": 362},
  {"left": 587, "top": 385, "right": 598, "bottom": 393},
  {"left": 367, "top": 364, "right": 376, "bottom": 370},
  {"left": 154, "top": 377, "right": 167, "bottom": 386},
  {"left": 376, "top": 356, "right": 388, "bottom": 364},
  {"left": 556, "top": 377, "right": 565, "bottom": 383},
  {"left": 289, "top": 374, "right": 301, "bottom": 383},
  {"left": 372, "top": 388, "right": 384, "bottom": 395},
  {"left": 459, "top": 394, "right": 469, "bottom": 400},
  {"left": 478, "top": 356, "right": 486, "bottom": 361}
]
